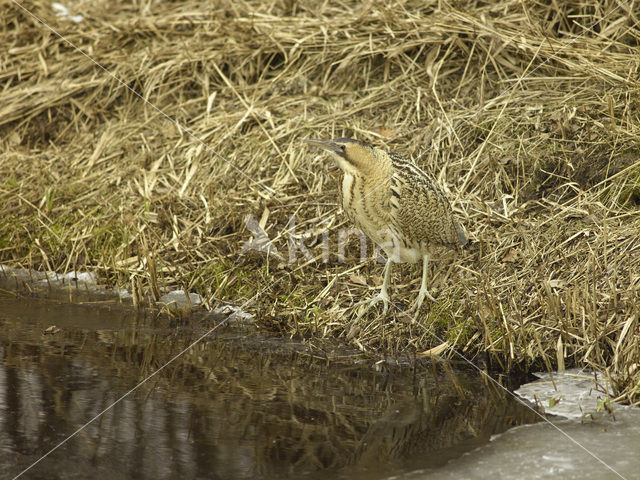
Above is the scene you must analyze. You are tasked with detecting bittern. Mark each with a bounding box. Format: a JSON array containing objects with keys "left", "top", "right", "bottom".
[{"left": 304, "top": 137, "right": 467, "bottom": 318}]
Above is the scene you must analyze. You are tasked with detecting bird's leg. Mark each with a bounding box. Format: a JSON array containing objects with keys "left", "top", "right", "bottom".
[
  {"left": 409, "top": 254, "right": 436, "bottom": 315},
  {"left": 353, "top": 258, "right": 392, "bottom": 318}
]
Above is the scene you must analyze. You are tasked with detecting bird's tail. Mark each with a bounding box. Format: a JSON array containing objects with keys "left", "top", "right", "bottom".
[{"left": 455, "top": 221, "right": 468, "bottom": 247}]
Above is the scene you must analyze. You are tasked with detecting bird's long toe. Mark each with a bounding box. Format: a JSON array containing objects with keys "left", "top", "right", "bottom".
[
  {"left": 353, "top": 291, "right": 390, "bottom": 319},
  {"left": 347, "top": 292, "right": 390, "bottom": 339},
  {"left": 408, "top": 288, "right": 436, "bottom": 316}
]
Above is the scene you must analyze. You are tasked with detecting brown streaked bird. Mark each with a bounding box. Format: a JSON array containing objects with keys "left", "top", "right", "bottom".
[{"left": 304, "top": 137, "right": 467, "bottom": 319}]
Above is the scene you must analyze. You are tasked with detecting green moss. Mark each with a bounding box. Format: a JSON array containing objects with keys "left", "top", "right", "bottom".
[
  {"left": 1, "top": 174, "right": 19, "bottom": 190},
  {"left": 447, "top": 317, "right": 475, "bottom": 345},
  {"left": 186, "top": 259, "right": 261, "bottom": 301},
  {"left": 87, "top": 224, "right": 132, "bottom": 254},
  {"left": 605, "top": 165, "right": 640, "bottom": 208}
]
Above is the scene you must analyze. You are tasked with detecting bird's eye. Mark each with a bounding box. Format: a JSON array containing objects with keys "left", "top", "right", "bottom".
[{"left": 341, "top": 145, "right": 346, "bottom": 151}]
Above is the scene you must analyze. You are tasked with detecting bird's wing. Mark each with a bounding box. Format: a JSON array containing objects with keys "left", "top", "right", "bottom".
[{"left": 389, "top": 160, "right": 463, "bottom": 248}]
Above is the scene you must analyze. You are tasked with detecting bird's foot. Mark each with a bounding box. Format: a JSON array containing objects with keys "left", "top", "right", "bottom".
[
  {"left": 346, "top": 291, "right": 390, "bottom": 339},
  {"left": 353, "top": 291, "right": 390, "bottom": 318},
  {"left": 407, "top": 288, "right": 436, "bottom": 319}
]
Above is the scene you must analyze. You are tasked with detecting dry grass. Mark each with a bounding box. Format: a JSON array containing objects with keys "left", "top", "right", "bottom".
[{"left": 1, "top": 0, "right": 639, "bottom": 402}]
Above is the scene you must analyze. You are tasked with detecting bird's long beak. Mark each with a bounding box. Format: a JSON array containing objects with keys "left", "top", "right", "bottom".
[{"left": 303, "top": 138, "right": 344, "bottom": 157}]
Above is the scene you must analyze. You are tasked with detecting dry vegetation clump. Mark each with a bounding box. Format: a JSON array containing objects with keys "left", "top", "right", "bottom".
[{"left": 1, "top": 1, "right": 639, "bottom": 402}]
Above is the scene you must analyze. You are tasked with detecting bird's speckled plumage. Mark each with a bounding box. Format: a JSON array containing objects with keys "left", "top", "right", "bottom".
[
  {"left": 387, "top": 150, "right": 468, "bottom": 255},
  {"left": 304, "top": 137, "right": 467, "bottom": 317}
]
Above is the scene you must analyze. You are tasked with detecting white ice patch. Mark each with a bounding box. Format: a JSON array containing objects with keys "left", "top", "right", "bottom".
[
  {"left": 65, "top": 271, "right": 98, "bottom": 286},
  {"left": 388, "top": 369, "right": 640, "bottom": 480},
  {"left": 116, "top": 289, "right": 132, "bottom": 300},
  {"left": 158, "top": 290, "right": 203, "bottom": 309},
  {"left": 36, "top": 270, "right": 98, "bottom": 287},
  {"left": 389, "top": 407, "right": 640, "bottom": 480},
  {"left": 515, "top": 368, "right": 615, "bottom": 419},
  {"left": 214, "top": 304, "right": 254, "bottom": 321}
]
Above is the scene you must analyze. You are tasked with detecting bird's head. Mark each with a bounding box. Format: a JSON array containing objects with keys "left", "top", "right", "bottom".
[{"left": 303, "top": 138, "right": 380, "bottom": 175}]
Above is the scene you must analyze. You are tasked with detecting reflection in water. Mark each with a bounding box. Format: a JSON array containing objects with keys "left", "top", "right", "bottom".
[{"left": 0, "top": 293, "right": 538, "bottom": 479}]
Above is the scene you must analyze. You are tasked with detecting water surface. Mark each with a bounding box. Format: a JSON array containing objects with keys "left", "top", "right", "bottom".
[{"left": 0, "top": 292, "right": 538, "bottom": 479}]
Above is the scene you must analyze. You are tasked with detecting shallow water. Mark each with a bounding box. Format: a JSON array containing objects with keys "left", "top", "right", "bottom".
[{"left": 0, "top": 292, "right": 541, "bottom": 480}]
